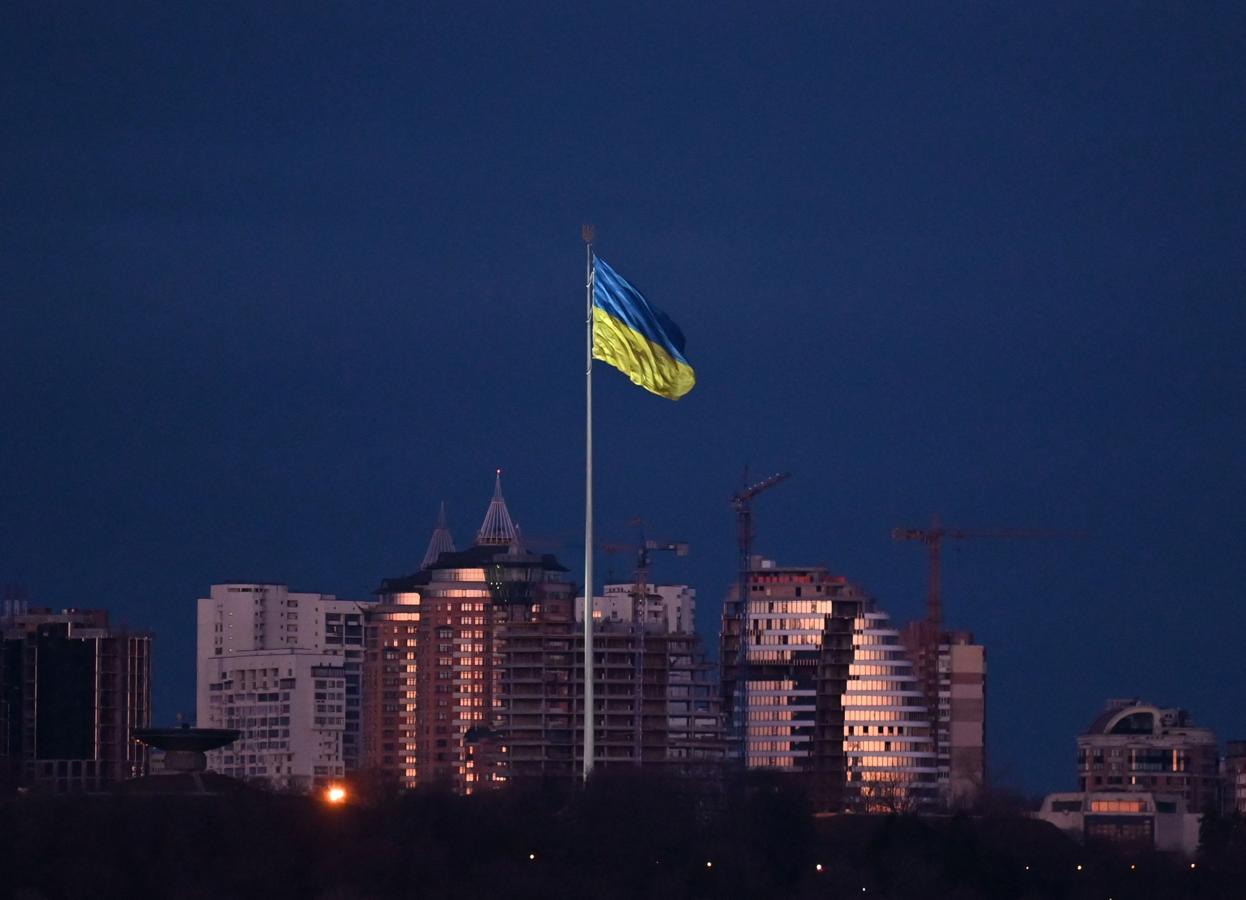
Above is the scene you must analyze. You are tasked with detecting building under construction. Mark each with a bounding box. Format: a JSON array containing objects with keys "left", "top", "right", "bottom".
[
  {"left": 364, "top": 473, "right": 577, "bottom": 793},
  {"left": 364, "top": 473, "right": 723, "bottom": 793},
  {"left": 721, "top": 557, "right": 939, "bottom": 812},
  {"left": 498, "top": 618, "right": 723, "bottom": 779}
]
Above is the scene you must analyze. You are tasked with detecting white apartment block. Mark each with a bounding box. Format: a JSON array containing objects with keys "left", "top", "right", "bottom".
[
  {"left": 575, "top": 583, "right": 695, "bottom": 634},
  {"left": 196, "top": 583, "right": 373, "bottom": 790}
]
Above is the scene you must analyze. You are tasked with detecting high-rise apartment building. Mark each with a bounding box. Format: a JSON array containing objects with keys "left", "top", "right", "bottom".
[
  {"left": 499, "top": 615, "right": 724, "bottom": 779},
  {"left": 364, "top": 474, "right": 724, "bottom": 792},
  {"left": 359, "top": 499, "right": 459, "bottom": 787},
  {"left": 195, "top": 583, "right": 373, "bottom": 789},
  {"left": 901, "top": 624, "right": 987, "bottom": 808},
  {"left": 720, "top": 558, "right": 938, "bottom": 811},
  {"left": 842, "top": 605, "right": 941, "bottom": 810},
  {"left": 0, "top": 606, "right": 151, "bottom": 793},
  {"left": 365, "top": 474, "right": 578, "bottom": 793},
  {"left": 361, "top": 590, "right": 422, "bottom": 789},
  {"left": 1077, "top": 699, "right": 1220, "bottom": 813}
]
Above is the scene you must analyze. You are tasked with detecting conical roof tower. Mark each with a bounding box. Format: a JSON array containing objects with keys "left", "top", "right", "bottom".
[
  {"left": 421, "top": 501, "right": 456, "bottom": 569},
  {"left": 505, "top": 524, "right": 527, "bottom": 557},
  {"left": 476, "top": 469, "right": 517, "bottom": 546}
]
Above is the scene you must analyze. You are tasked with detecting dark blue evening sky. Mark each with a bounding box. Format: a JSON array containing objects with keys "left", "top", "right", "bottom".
[{"left": 3, "top": 2, "right": 1243, "bottom": 794}]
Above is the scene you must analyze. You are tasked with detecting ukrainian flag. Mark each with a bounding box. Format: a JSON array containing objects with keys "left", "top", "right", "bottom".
[{"left": 592, "top": 256, "right": 696, "bottom": 400}]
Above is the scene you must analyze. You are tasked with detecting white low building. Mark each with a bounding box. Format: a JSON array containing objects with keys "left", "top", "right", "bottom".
[
  {"left": 1034, "top": 791, "right": 1201, "bottom": 856},
  {"left": 196, "top": 583, "right": 373, "bottom": 790}
]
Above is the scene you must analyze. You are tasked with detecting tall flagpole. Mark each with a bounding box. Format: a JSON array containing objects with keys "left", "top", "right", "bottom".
[{"left": 581, "top": 223, "right": 595, "bottom": 781}]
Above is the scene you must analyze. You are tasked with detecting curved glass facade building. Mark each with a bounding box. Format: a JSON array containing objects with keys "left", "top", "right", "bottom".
[
  {"left": 721, "top": 558, "right": 937, "bottom": 811},
  {"left": 843, "top": 608, "right": 938, "bottom": 809}
]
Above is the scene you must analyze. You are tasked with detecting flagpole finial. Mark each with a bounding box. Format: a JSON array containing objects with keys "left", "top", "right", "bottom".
[{"left": 581, "top": 224, "right": 595, "bottom": 244}]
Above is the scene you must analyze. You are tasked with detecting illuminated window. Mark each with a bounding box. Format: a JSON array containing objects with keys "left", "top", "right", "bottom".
[{"left": 1089, "top": 798, "right": 1147, "bottom": 813}]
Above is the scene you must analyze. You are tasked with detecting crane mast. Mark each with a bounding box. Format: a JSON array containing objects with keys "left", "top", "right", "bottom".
[
  {"left": 891, "top": 515, "right": 1078, "bottom": 629},
  {"left": 727, "top": 469, "right": 790, "bottom": 762},
  {"left": 601, "top": 521, "right": 687, "bottom": 765},
  {"left": 892, "top": 514, "right": 1080, "bottom": 797},
  {"left": 732, "top": 471, "right": 791, "bottom": 578}
]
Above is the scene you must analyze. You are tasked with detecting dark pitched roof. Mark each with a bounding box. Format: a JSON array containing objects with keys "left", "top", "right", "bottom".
[{"left": 376, "top": 544, "right": 570, "bottom": 595}]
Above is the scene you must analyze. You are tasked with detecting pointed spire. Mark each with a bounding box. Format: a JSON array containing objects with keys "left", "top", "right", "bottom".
[
  {"left": 421, "top": 501, "right": 456, "bottom": 569},
  {"left": 506, "top": 524, "right": 527, "bottom": 557},
  {"left": 476, "top": 469, "right": 517, "bottom": 546}
]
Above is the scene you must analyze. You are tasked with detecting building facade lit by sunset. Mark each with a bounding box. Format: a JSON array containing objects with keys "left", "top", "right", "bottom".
[
  {"left": 720, "top": 558, "right": 937, "bottom": 811},
  {"left": 842, "top": 606, "right": 939, "bottom": 809},
  {"left": 361, "top": 591, "right": 421, "bottom": 788},
  {"left": 364, "top": 474, "right": 723, "bottom": 792},
  {"left": 1077, "top": 699, "right": 1221, "bottom": 814},
  {"left": 364, "top": 474, "right": 577, "bottom": 793}
]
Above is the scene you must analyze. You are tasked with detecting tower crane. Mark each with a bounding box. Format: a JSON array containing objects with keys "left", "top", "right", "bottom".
[
  {"left": 726, "top": 469, "right": 791, "bottom": 757},
  {"left": 891, "top": 514, "right": 1079, "bottom": 630},
  {"left": 601, "top": 522, "right": 689, "bottom": 627},
  {"left": 891, "top": 514, "right": 1081, "bottom": 776},
  {"left": 600, "top": 519, "right": 688, "bottom": 765},
  {"left": 731, "top": 471, "right": 791, "bottom": 579}
]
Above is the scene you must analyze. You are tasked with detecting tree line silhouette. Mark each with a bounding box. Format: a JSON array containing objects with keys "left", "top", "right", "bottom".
[{"left": 2, "top": 772, "right": 1243, "bottom": 899}]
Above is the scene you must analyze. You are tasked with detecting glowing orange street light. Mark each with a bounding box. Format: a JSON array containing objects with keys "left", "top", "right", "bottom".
[{"left": 324, "top": 784, "right": 347, "bottom": 805}]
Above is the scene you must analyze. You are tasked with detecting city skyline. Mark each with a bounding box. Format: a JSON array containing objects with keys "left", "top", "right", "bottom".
[
  {"left": 6, "top": 467, "right": 1231, "bottom": 800},
  {"left": 3, "top": 3, "right": 1244, "bottom": 800}
]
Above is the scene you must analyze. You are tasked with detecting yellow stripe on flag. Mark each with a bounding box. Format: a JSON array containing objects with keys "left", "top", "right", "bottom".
[{"left": 592, "top": 306, "right": 696, "bottom": 400}]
